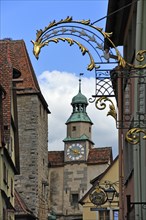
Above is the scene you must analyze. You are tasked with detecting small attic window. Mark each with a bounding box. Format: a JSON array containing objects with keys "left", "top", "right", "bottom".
[{"left": 13, "top": 68, "right": 21, "bottom": 79}]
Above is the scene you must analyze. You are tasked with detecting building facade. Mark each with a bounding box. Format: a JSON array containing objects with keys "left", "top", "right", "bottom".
[
  {"left": 0, "top": 39, "right": 50, "bottom": 220},
  {"left": 79, "top": 156, "right": 119, "bottom": 220},
  {"left": 105, "top": 1, "right": 146, "bottom": 219},
  {"left": 48, "top": 81, "right": 113, "bottom": 220},
  {"left": 0, "top": 40, "right": 20, "bottom": 220}
]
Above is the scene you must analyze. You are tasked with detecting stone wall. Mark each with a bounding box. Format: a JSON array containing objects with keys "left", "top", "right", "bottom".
[
  {"left": 48, "top": 162, "right": 108, "bottom": 220},
  {"left": 15, "top": 94, "right": 49, "bottom": 220}
]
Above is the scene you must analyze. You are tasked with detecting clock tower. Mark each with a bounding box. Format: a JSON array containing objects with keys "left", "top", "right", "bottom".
[
  {"left": 48, "top": 78, "right": 113, "bottom": 220},
  {"left": 64, "top": 79, "right": 94, "bottom": 162}
]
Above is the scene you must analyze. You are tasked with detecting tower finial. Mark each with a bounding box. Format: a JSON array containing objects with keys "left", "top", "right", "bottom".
[{"left": 79, "top": 73, "right": 84, "bottom": 93}]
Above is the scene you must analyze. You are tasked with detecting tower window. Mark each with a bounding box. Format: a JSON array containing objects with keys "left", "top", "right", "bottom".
[
  {"left": 89, "top": 127, "right": 91, "bottom": 132},
  {"left": 71, "top": 193, "right": 79, "bottom": 206},
  {"left": 72, "top": 126, "right": 76, "bottom": 131}
]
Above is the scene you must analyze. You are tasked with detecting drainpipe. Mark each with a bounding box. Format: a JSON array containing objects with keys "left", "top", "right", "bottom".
[
  {"left": 134, "top": 0, "right": 143, "bottom": 219},
  {"left": 118, "top": 71, "right": 124, "bottom": 220}
]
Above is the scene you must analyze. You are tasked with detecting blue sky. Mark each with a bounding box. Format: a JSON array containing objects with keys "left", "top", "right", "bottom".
[{"left": 1, "top": 0, "right": 118, "bottom": 158}]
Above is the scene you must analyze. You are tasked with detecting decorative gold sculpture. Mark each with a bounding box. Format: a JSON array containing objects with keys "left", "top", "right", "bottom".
[
  {"left": 95, "top": 97, "right": 117, "bottom": 121},
  {"left": 31, "top": 16, "right": 146, "bottom": 70},
  {"left": 32, "top": 37, "right": 96, "bottom": 71},
  {"left": 126, "top": 128, "right": 146, "bottom": 145}
]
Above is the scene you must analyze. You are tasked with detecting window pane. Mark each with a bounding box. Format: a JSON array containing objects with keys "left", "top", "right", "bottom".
[
  {"left": 113, "top": 210, "right": 119, "bottom": 220},
  {"left": 99, "top": 210, "right": 110, "bottom": 220}
]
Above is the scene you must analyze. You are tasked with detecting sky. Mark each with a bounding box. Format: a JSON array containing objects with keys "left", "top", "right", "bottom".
[{"left": 1, "top": 0, "right": 119, "bottom": 158}]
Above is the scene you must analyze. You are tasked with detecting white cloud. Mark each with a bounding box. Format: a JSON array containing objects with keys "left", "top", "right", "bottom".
[{"left": 38, "top": 70, "right": 118, "bottom": 158}]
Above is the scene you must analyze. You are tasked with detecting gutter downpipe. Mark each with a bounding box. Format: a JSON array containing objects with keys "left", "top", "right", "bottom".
[
  {"left": 134, "top": 0, "right": 143, "bottom": 219},
  {"left": 117, "top": 68, "right": 124, "bottom": 220}
]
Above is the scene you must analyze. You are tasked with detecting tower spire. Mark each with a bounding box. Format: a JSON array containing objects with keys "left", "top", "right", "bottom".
[{"left": 79, "top": 73, "right": 84, "bottom": 93}]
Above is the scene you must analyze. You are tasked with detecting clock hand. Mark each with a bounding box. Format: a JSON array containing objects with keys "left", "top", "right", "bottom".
[{"left": 70, "top": 149, "right": 80, "bottom": 155}]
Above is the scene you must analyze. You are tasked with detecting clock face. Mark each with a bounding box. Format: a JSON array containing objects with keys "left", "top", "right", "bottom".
[{"left": 66, "top": 143, "right": 85, "bottom": 161}]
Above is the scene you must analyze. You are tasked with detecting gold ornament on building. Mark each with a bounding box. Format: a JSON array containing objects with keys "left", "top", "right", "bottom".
[
  {"left": 32, "top": 16, "right": 146, "bottom": 70},
  {"left": 126, "top": 128, "right": 146, "bottom": 145},
  {"left": 95, "top": 97, "right": 117, "bottom": 121},
  {"left": 32, "top": 17, "right": 146, "bottom": 139}
]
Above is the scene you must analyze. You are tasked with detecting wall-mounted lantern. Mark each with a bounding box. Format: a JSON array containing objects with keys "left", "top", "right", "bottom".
[
  {"left": 89, "top": 183, "right": 118, "bottom": 206},
  {"left": 104, "top": 185, "right": 116, "bottom": 203}
]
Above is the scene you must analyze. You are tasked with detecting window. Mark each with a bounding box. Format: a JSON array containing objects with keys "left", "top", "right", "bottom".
[
  {"left": 99, "top": 210, "right": 110, "bottom": 220},
  {"left": 72, "top": 126, "right": 76, "bottom": 131},
  {"left": 71, "top": 193, "right": 79, "bottom": 207},
  {"left": 113, "top": 210, "right": 119, "bottom": 220}
]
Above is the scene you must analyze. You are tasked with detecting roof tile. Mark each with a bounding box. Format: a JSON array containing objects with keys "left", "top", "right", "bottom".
[
  {"left": 87, "top": 147, "right": 113, "bottom": 164},
  {"left": 48, "top": 147, "right": 113, "bottom": 167}
]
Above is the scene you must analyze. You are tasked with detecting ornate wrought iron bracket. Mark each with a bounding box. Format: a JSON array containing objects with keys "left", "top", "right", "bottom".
[
  {"left": 32, "top": 17, "right": 146, "bottom": 144},
  {"left": 31, "top": 16, "right": 146, "bottom": 70},
  {"left": 95, "top": 96, "right": 117, "bottom": 121}
]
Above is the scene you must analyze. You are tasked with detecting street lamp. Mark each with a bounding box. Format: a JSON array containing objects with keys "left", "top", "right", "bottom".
[{"left": 104, "top": 186, "right": 116, "bottom": 203}]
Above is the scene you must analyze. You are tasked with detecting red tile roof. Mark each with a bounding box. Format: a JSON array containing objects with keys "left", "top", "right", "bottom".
[
  {"left": 87, "top": 147, "right": 113, "bottom": 165},
  {"left": 14, "top": 189, "right": 36, "bottom": 218},
  {"left": 0, "top": 39, "right": 50, "bottom": 113},
  {"left": 0, "top": 40, "right": 39, "bottom": 92},
  {"left": 48, "top": 147, "right": 113, "bottom": 167},
  {"left": 48, "top": 151, "right": 64, "bottom": 167}
]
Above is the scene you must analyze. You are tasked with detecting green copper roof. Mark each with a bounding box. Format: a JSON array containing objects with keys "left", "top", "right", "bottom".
[
  {"left": 72, "top": 78, "right": 88, "bottom": 105},
  {"left": 66, "top": 78, "right": 93, "bottom": 124},
  {"left": 66, "top": 112, "right": 93, "bottom": 124},
  {"left": 71, "top": 91, "right": 88, "bottom": 105},
  {"left": 63, "top": 134, "right": 94, "bottom": 143},
  {"left": 63, "top": 134, "right": 94, "bottom": 145}
]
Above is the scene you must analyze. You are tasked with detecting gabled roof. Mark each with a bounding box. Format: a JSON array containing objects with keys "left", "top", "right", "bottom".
[
  {"left": 0, "top": 39, "right": 50, "bottom": 113},
  {"left": 0, "top": 40, "right": 39, "bottom": 91}
]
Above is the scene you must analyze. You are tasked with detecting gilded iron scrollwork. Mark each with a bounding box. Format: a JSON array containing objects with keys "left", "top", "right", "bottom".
[
  {"left": 95, "top": 97, "right": 117, "bottom": 121},
  {"left": 126, "top": 128, "right": 146, "bottom": 145},
  {"left": 31, "top": 37, "right": 96, "bottom": 71},
  {"left": 32, "top": 16, "right": 146, "bottom": 70},
  {"left": 32, "top": 17, "right": 146, "bottom": 144}
]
